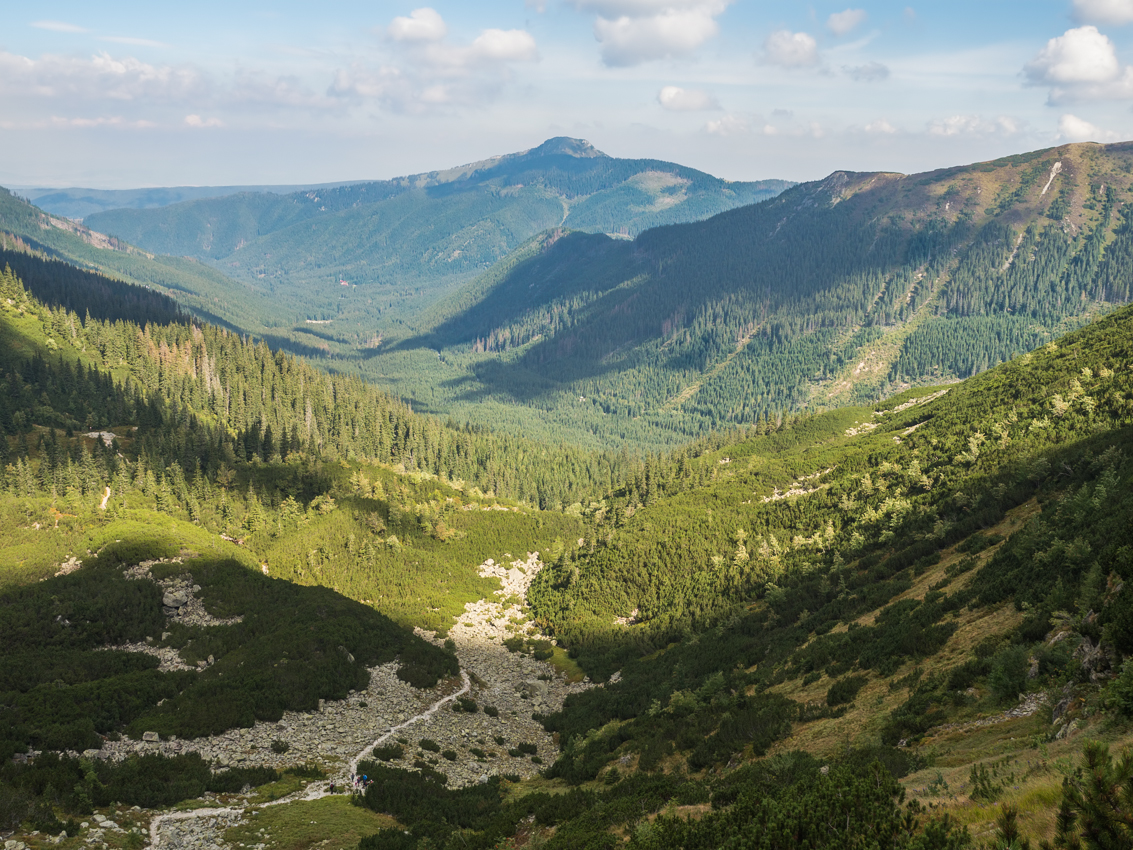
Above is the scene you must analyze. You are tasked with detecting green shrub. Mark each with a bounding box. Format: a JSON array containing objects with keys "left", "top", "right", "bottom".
[
  {"left": 419, "top": 739, "right": 441, "bottom": 753},
  {"left": 286, "top": 762, "right": 325, "bottom": 779},
  {"left": 270, "top": 739, "right": 290, "bottom": 755},
  {"left": 826, "top": 674, "right": 868, "bottom": 707},
  {"left": 988, "top": 644, "right": 1030, "bottom": 704},
  {"left": 484, "top": 705, "right": 499, "bottom": 718},
  {"left": 969, "top": 762, "right": 1004, "bottom": 803},
  {"left": 373, "top": 743, "right": 404, "bottom": 761},
  {"left": 1107, "top": 660, "right": 1133, "bottom": 716},
  {"left": 441, "top": 750, "right": 457, "bottom": 761}
]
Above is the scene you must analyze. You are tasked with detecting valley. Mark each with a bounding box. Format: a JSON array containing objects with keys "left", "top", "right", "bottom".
[{"left": 1, "top": 138, "right": 1133, "bottom": 850}]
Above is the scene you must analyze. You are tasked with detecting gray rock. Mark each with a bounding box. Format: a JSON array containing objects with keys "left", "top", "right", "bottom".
[
  {"left": 162, "top": 590, "right": 189, "bottom": 608},
  {"left": 518, "top": 680, "right": 548, "bottom": 699},
  {"left": 142, "top": 732, "right": 159, "bottom": 743}
]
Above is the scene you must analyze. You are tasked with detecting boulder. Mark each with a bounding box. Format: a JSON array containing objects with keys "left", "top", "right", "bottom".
[
  {"left": 142, "top": 731, "right": 160, "bottom": 743},
  {"left": 162, "top": 590, "right": 189, "bottom": 608},
  {"left": 518, "top": 680, "right": 548, "bottom": 699}
]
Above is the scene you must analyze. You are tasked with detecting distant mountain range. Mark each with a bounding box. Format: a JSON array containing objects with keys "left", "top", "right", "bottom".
[
  {"left": 17, "top": 181, "right": 368, "bottom": 220},
  {"left": 81, "top": 137, "right": 791, "bottom": 330}
]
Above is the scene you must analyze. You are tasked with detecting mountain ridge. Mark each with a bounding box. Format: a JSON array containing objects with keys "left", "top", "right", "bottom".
[
  {"left": 77, "top": 139, "right": 790, "bottom": 342},
  {"left": 360, "top": 140, "right": 1133, "bottom": 447}
]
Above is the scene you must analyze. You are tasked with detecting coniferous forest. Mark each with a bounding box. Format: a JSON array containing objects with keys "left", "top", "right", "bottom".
[{"left": 2, "top": 140, "right": 1133, "bottom": 850}]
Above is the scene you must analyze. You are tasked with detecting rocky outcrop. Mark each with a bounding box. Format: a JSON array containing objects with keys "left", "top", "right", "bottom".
[
  {"left": 26, "top": 552, "right": 595, "bottom": 850},
  {"left": 150, "top": 807, "right": 247, "bottom": 850},
  {"left": 123, "top": 561, "right": 243, "bottom": 627},
  {"left": 79, "top": 553, "right": 589, "bottom": 792}
]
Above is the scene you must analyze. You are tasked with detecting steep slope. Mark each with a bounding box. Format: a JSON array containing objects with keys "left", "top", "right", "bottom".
[
  {"left": 81, "top": 138, "right": 789, "bottom": 332},
  {"left": 0, "top": 233, "right": 599, "bottom": 846},
  {"left": 376, "top": 141, "right": 1133, "bottom": 448},
  {"left": 0, "top": 188, "right": 296, "bottom": 340}
]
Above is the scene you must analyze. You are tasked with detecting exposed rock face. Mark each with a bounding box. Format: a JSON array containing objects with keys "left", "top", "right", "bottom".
[
  {"left": 54, "top": 555, "right": 82, "bottom": 577},
  {"left": 121, "top": 562, "right": 242, "bottom": 627}
]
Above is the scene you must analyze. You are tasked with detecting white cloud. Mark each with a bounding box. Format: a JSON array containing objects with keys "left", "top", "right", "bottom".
[
  {"left": 0, "top": 50, "right": 205, "bottom": 103},
  {"left": 331, "top": 13, "right": 537, "bottom": 113},
  {"left": 844, "top": 62, "right": 889, "bottom": 82},
  {"left": 469, "top": 29, "right": 538, "bottom": 62},
  {"left": 1025, "top": 26, "right": 1133, "bottom": 101},
  {"left": 761, "top": 29, "right": 819, "bottom": 68},
  {"left": 1026, "top": 26, "right": 1119, "bottom": 83},
  {"left": 705, "top": 113, "right": 748, "bottom": 135},
  {"left": 100, "top": 36, "right": 171, "bottom": 48},
  {"left": 926, "top": 114, "right": 1022, "bottom": 136},
  {"left": 927, "top": 115, "right": 981, "bottom": 136},
  {"left": 827, "top": 9, "right": 867, "bottom": 36},
  {"left": 865, "top": 118, "right": 896, "bottom": 134},
  {"left": 185, "top": 114, "right": 223, "bottom": 128},
  {"left": 31, "top": 20, "right": 87, "bottom": 33},
  {"left": 658, "top": 85, "right": 718, "bottom": 111},
  {"left": 567, "top": 0, "right": 731, "bottom": 66},
  {"left": 1073, "top": 0, "right": 1133, "bottom": 25},
  {"left": 1058, "top": 113, "right": 1119, "bottom": 140},
  {"left": 388, "top": 8, "right": 448, "bottom": 43}
]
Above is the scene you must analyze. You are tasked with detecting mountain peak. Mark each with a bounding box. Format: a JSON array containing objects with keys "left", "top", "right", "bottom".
[{"left": 525, "top": 137, "right": 607, "bottom": 159}]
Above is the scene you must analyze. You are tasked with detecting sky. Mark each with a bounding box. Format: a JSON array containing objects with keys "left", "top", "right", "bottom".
[{"left": 2, "top": 0, "right": 1133, "bottom": 188}]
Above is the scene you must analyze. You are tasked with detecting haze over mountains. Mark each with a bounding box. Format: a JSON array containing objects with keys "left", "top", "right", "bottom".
[
  {"left": 17, "top": 182, "right": 369, "bottom": 221},
  {"left": 82, "top": 137, "right": 790, "bottom": 330}
]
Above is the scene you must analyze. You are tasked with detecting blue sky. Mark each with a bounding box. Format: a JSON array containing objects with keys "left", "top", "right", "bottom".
[{"left": 2, "top": 0, "right": 1132, "bottom": 187}]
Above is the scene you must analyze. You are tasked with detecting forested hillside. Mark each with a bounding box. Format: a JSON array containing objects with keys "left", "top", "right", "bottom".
[
  {"left": 0, "top": 188, "right": 296, "bottom": 341},
  {"left": 344, "top": 297, "right": 1133, "bottom": 849},
  {"left": 366, "top": 141, "right": 1133, "bottom": 449},
  {"left": 0, "top": 254, "right": 613, "bottom": 620},
  {"left": 81, "top": 137, "right": 788, "bottom": 337}
]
